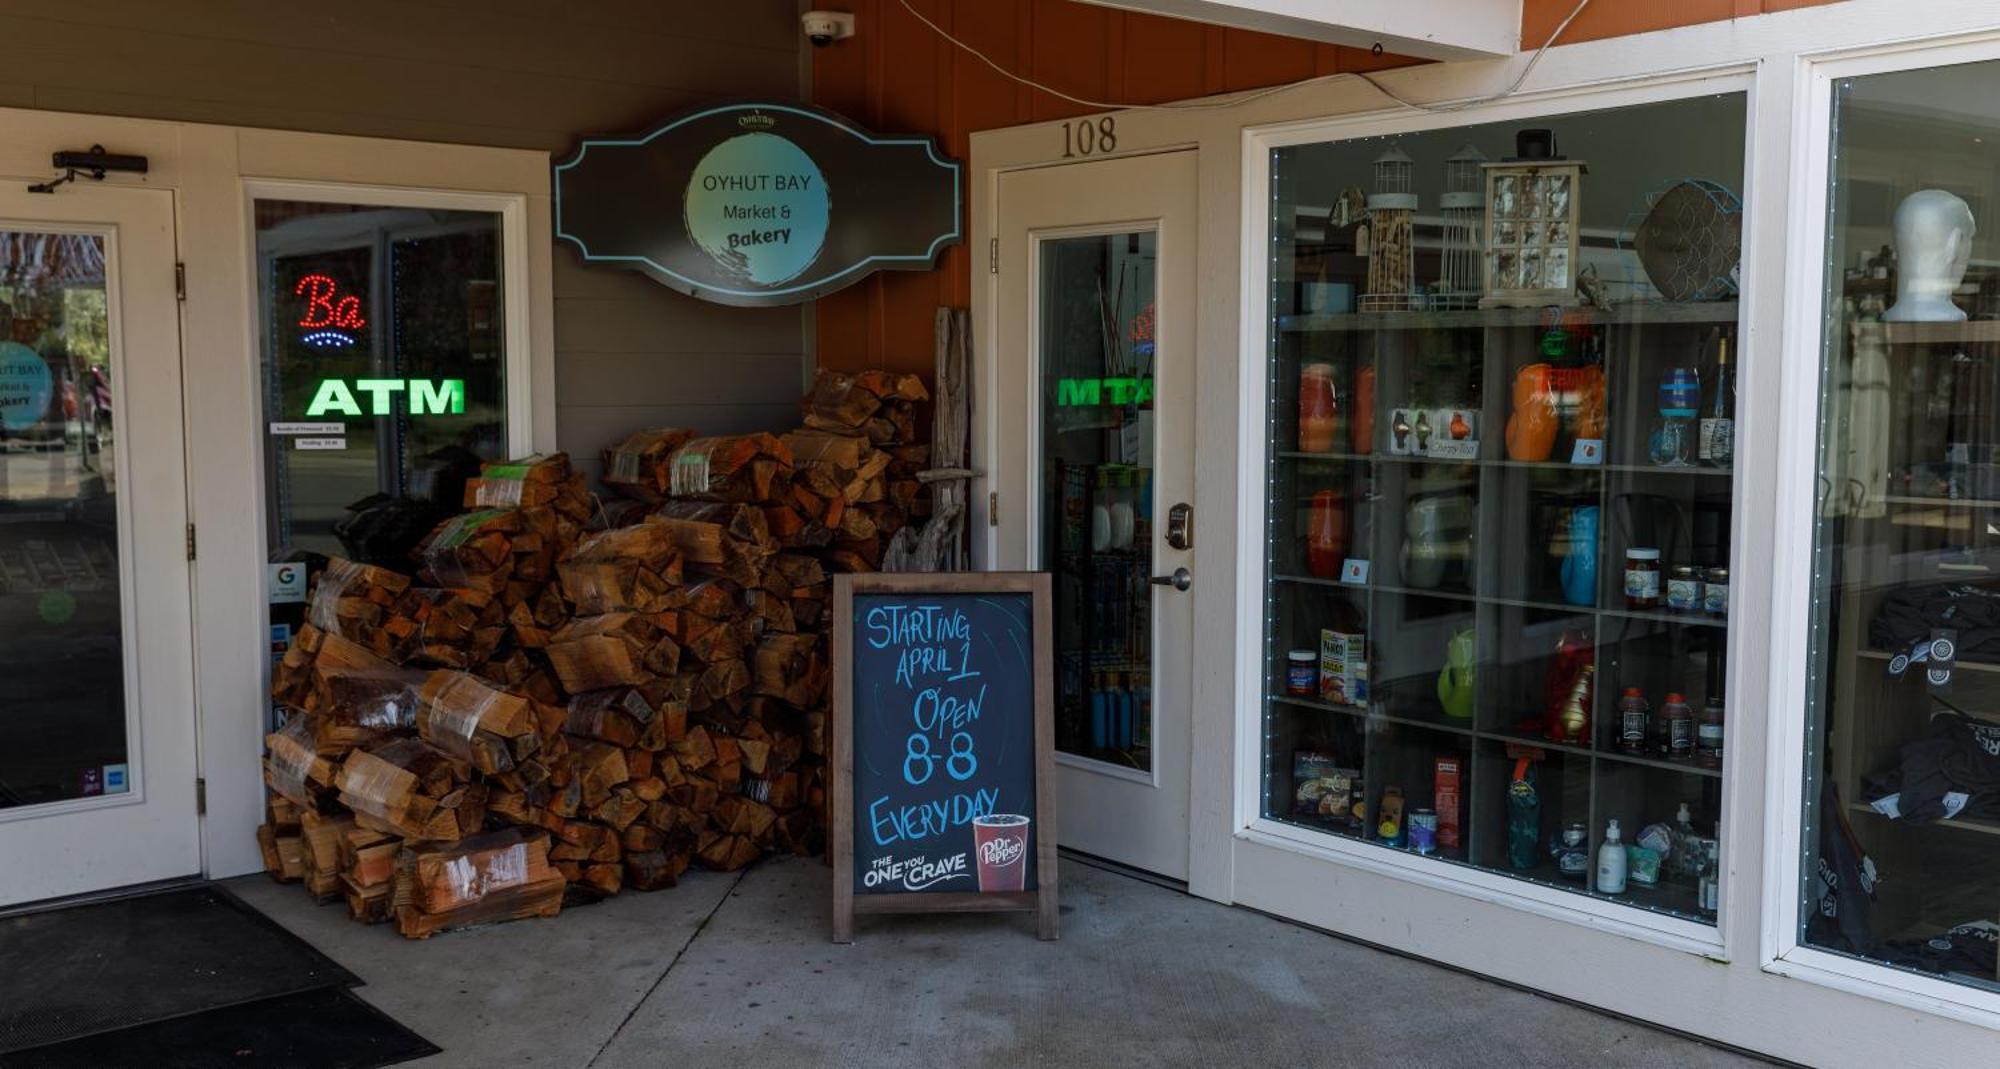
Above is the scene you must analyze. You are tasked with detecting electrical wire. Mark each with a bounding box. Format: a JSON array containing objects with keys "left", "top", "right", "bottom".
[{"left": 891, "top": 0, "right": 1594, "bottom": 115}]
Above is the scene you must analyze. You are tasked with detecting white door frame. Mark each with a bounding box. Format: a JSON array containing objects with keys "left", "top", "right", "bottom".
[{"left": 0, "top": 181, "right": 198, "bottom": 905}]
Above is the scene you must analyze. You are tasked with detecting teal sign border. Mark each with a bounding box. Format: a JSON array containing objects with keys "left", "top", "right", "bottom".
[{"left": 555, "top": 103, "right": 961, "bottom": 307}]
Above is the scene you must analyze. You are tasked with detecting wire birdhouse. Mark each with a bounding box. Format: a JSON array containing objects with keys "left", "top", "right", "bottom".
[
  {"left": 1361, "top": 145, "right": 1418, "bottom": 312},
  {"left": 1432, "top": 143, "right": 1487, "bottom": 310}
]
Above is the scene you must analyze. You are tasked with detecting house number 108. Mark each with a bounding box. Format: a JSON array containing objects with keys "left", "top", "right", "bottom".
[{"left": 1061, "top": 116, "right": 1117, "bottom": 158}]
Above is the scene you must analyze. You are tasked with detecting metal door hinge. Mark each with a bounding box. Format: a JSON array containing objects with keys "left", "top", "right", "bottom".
[
  {"left": 196, "top": 778, "right": 206, "bottom": 815},
  {"left": 185, "top": 523, "right": 196, "bottom": 561},
  {"left": 174, "top": 262, "right": 185, "bottom": 301},
  {"left": 988, "top": 238, "right": 998, "bottom": 274},
  {"left": 988, "top": 491, "right": 999, "bottom": 526}
]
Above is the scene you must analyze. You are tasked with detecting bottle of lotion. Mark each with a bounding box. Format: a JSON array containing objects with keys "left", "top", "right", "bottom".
[{"left": 1596, "top": 819, "right": 1629, "bottom": 894}]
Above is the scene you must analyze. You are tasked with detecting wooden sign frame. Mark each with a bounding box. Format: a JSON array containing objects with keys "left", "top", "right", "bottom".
[{"left": 831, "top": 571, "right": 1057, "bottom": 943}]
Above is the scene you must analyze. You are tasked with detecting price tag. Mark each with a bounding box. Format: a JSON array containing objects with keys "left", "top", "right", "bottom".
[
  {"left": 1340, "top": 559, "right": 1370, "bottom": 585},
  {"left": 1570, "top": 439, "right": 1604, "bottom": 465},
  {"left": 295, "top": 437, "right": 347, "bottom": 451}
]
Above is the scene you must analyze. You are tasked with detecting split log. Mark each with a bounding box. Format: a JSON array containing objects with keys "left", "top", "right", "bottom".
[{"left": 545, "top": 612, "right": 682, "bottom": 692}]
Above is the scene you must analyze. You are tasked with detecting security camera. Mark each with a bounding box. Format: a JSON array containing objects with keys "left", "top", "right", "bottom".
[{"left": 801, "top": 10, "right": 854, "bottom": 47}]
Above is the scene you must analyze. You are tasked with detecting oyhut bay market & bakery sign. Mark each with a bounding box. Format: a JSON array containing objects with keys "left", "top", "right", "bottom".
[{"left": 554, "top": 103, "right": 961, "bottom": 307}]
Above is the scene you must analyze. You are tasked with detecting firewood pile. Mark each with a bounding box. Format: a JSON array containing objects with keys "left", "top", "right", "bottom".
[{"left": 258, "top": 370, "right": 930, "bottom": 937}]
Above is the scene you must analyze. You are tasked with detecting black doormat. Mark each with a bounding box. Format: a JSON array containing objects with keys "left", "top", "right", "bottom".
[
  {"left": 0, "top": 884, "right": 360, "bottom": 1053},
  {"left": 0, "top": 987, "right": 439, "bottom": 1068}
]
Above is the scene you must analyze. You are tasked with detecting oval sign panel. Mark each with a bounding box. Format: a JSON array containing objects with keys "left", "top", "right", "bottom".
[{"left": 556, "top": 103, "right": 960, "bottom": 308}]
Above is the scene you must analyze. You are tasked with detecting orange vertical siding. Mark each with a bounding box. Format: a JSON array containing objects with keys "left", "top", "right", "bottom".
[
  {"left": 810, "top": 0, "right": 1419, "bottom": 377},
  {"left": 813, "top": 0, "right": 1844, "bottom": 378}
]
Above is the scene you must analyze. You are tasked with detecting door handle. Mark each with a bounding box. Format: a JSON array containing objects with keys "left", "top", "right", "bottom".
[{"left": 1150, "top": 567, "right": 1192, "bottom": 592}]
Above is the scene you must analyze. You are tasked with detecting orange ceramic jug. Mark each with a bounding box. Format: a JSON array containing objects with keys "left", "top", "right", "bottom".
[
  {"left": 1505, "top": 363, "right": 1559, "bottom": 461},
  {"left": 1351, "top": 365, "right": 1376, "bottom": 455}
]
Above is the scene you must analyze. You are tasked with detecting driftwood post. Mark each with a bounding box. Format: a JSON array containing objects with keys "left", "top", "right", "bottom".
[{"left": 884, "top": 307, "right": 973, "bottom": 573}]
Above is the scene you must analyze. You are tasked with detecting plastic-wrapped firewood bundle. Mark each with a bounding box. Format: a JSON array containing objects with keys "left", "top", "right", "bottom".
[
  {"left": 557, "top": 521, "right": 686, "bottom": 614},
  {"left": 290, "top": 633, "right": 427, "bottom": 742},
  {"left": 665, "top": 433, "right": 794, "bottom": 503},
  {"left": 336, "top": 737, "right": 485, "bottom": 842},
  {"left": 392, "top": 587, "right": 508, "bottom": 668},
  {"left": 650, "top": 501, "right": 776, "bottom": 585},
  {"left": 414, "top": 669, "right": 544, "bottom": 775},
  {"left": 393, "top": 827, "right": 564, "bottom": 939},
  {"left": 600, "top": 428, "right": 697, "bottom": 503},
  {"left": 544, "top": 612, "right": 682, "bottom": 693},
  {"left": 304, "top": 557, "right": 412, "bottom": 654},
  {"left": 799, "top": 369, "right": 928, "bottom": 444},
  {"left": 463, "top": 452, "right": 592, "bottom": 522}
]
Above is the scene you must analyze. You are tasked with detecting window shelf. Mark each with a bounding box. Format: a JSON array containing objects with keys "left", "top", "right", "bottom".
[{"left": 1276, "top": 299, "right": 1740, "bottom": 334}]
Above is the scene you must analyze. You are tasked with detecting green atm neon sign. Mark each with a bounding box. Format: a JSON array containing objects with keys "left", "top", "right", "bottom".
[
  {"left": 307, "top": 378, "right": 465, "bottom": 417},
  {"left": 1056, "top": 376, "right": 1153, "bottom": 407}
]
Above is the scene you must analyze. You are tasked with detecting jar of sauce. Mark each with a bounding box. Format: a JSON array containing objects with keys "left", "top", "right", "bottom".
[
  {"left": 1703, "top": 566, "right": 1730, "bottom": 617},
  {"left": 1286, "top": 649, "right": 1317, "bottom": 697},
  {"left": 1624, "top": 548, "right": 1662, "bottom": 610},
  {"left": 1298, "top": 363, "right": 1339, "bottom": 454},
  {"left": 1665, "top": 565, "right": 1702, "bottom": 613},
  {"left": 1306, "top": 488, "right": 1345, "bottom": 578}
]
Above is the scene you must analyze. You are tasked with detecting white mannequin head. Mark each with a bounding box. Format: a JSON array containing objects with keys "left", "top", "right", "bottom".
[{"left": 1884, "top": 189, "right": 1975, "bottom": 322}]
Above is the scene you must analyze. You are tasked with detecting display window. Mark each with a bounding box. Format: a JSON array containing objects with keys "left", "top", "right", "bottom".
[
  {"left": 1260, "top": 92, "right": 1746, "bottom": 925},
  {"left": 1801, "top": 57, "right": 2000, "bottom": 995}
]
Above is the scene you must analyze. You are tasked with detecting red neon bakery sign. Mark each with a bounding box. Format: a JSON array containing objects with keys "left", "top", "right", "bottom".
[{"left": 296, "top": 274, "right": 365, "bottom": 347}]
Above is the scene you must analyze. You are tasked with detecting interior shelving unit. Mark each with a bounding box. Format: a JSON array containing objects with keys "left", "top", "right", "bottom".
[
  {"left": 1819, "top": 315, "right": 2000, "bottom": 962},
  {"left": 1261, "top": 300, "right": 1737, "bottom": 925}
]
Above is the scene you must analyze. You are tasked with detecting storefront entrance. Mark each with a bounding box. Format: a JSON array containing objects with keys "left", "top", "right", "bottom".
[
  {"left": 989, "top": 151, "right": 1198, "bottom": 879},
  {"left": 0, "top": 183, "right": 199, "bottom": 906}
]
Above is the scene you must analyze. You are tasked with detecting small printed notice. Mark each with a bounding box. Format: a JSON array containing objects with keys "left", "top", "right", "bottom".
[
  {"left": 295, "top": 437, "right": 347, "bottom": 451},
  {"left": 269, "top": 421, "right": 346, "bottom": 436},
  {"left": 268, "top": 563, "right": 308, "bottom": 604},
  {"left": 1427, "top": 438, "right": 1479, "bottom": 461},
  {"left": 1570, "top": 438, "right": 1605, "bottom": 465},
  {"left": 1340, "top": 559, "right": 1371, "bottom": 585}
]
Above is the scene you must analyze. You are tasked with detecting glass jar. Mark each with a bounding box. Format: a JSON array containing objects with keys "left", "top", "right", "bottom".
[
  {"left": 1298, "top": 363, "right": 1338, "bottom": 454},
  {"left": 1623, "top": 548, "right": 1662, "bottom": 610},
  {"left": 1306, "top": 489, "right": 1345, "bottom": 578},
  {"left": 1703, "top": 566, "right": 1729, "bottom": 618},
  {"left": 1285, "top": 649, "right": 1317, "bottom": 697},
  {"left": 1665, "top": 565, "right": 1702, "bottom": 613}
]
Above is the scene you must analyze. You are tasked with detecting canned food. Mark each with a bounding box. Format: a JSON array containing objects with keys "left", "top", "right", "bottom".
[
  {"left": 1409, "top": 808, "right": 1439, "bottom": 855},
  {"left": 1666, "top": 565, "right": 1702, "bottom": 613}
]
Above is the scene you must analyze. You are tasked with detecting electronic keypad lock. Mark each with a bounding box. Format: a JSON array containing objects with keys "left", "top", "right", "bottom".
[{"left": 1166, "top": 502, "right": 1193, "bottom": 551}]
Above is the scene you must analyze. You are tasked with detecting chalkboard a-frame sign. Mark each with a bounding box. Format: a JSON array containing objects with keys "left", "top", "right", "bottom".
[{"left": 832, "top": 572, "right": 1057, "bottom": 943}]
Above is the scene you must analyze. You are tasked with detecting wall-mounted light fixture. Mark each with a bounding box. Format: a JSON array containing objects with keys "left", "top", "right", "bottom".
[{"left": 28, "top": 144, "right": 149, "bottom": 194}]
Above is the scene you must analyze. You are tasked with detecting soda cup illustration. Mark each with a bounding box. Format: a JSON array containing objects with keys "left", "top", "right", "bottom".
[{"left": 972, "top": 814, "right": 1031, "bottom": 892}]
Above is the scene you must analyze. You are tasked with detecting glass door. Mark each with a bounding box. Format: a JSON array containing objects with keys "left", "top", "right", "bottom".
[
  {"left": 0, "top": 185, "right": 200, "bottom": 906},
  {"left": 995, "top": 152, "right": 1197, "bottom": 879}
]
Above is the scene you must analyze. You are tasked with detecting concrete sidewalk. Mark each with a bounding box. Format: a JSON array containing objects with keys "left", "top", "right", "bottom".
[{"left": 230, "top": 856, "right": 1764, "bottom": 1068}]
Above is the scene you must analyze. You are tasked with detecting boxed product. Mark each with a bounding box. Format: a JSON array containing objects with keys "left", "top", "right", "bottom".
[
  {"left": 1434, "top": 756, "right": 1463, "bottom": 850},
  {"left": 1377, "top": 785, "right": 1406, "bottom": 845},
  {"left": 1319, "top": 629, "right": 1369, "bottom": 708},
  {"left": 1292, "top": 751, "right": 1344, "bottom": 817},
  {"left": 1426, "top": 407, "right": 1480, "bottom": 461}
]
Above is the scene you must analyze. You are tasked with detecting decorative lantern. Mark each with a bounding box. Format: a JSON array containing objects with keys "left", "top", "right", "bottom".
[
  {"left": 1481, "top": 154, "right": 1586, "bottom": 308},
  {"left": 1432, "top": 143, "right": 1487, "bottom": 310},
  {"left": 1361, "top": 146, "right": 1418, "bottom": 313}
]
